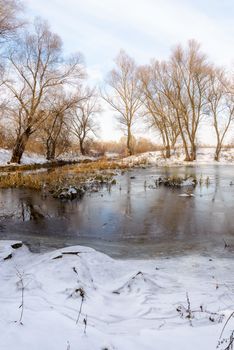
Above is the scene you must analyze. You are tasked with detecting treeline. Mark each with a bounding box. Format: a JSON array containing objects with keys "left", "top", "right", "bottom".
[
  {"left": 0, "top": 0, "right": 233, "bottom": 163},
  {"left": 103, "top": 47, "right": 234, "bottom": 161}
]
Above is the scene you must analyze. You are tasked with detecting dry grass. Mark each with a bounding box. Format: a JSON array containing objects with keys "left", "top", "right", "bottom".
[
  {"left": 68, "top": 159, "right": 129, "bottom": 173},
  {"left": 0, "top": 171, "right": 65, "bottom": 190},
  {"left": 0, "top": 160, "right": 130, "bottom": 191}
]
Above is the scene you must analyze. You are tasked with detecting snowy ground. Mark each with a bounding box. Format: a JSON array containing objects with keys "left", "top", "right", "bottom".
[
  {"left": 1, "top": 241, "right": 234, "bottom": 350},
  {"left": 124, "top": 148, "right": 234, "bottom": 167}
]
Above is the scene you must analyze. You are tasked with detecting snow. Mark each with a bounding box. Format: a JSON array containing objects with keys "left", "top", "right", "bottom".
[
  {"left": 178, "top": 193, "right": 195, "bottom": 197},
  {"left": 181, "top": 177, "right": 196, "bottom": 186},
  {"left": 57, "top": 152, "right": 96, "bottom": 162},
  {"left": 105, "top": 152, "right": 120, "bottom": 159},
  {"left": 0, "top": 148, "right": 96, "bottom": 166},
  {"left": 0, "top": 148, "right": 46, "bottom": 166},
  {"left": 1, "top": 240, "right": 234, "bottom": 350},
  {"left": 123, "top": 147, "right": 234, "bottom": 167}
]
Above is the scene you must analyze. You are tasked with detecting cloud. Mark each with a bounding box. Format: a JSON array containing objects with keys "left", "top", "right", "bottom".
[{"left": 25, "top": 0, "right": 234, "bottom": 66}]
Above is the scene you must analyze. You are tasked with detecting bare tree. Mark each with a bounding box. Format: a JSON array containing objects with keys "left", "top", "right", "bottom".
[
  {"left": 70, "top": 87, "right": 100, "bottom": 155},
  {"left": 151, "top": 41, "right": 211, "bottom": 161},
  {"left": 168, "top": 41, "right": 211, "bottom": 160},
  {"left": 139, "top": 63, "right": 180, "bottom": 158},
  {"left": 4, "top": 18, "right": 84, "bottom": 163},
  {"left": 0, "top": 0, "right": 24, "bottom": 119},
  {"left": 0, "top": 0, "right": 23, "bottom": 41},
  {"left": 40, "top": 89, "right": 80, "bottom": 160},
  {"left": 207, "top": 68, "right": 234, "bottom": 161},
  {"left": 102, "top": 50, "right": 143, "bottom": 156}
]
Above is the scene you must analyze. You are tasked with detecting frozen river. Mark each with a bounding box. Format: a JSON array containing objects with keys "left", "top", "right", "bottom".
[{"left": 1, "top": 164, "right": 234, "bottom": 258}]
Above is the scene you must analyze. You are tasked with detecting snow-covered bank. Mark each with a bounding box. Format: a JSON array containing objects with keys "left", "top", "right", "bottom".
[
  {"left": 1, "top": 147, "right": 233, "bottom": 169},
  {"left": 124, "top": 148, "right": 234, "bottom": 167},
  {"left": 0, "top": 149, "right": 46, "bottom": 166},
  {"left": 0, "top": 148, "right": 96, "bottom": 167},
  {"left": 1, "top": 241, "right": 234, "bottom": 350}
]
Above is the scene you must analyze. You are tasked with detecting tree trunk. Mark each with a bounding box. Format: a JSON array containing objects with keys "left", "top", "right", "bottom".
[
  {"left": 176, "top": 113, "right": 191, "bottom": 161},
  {"left": 46, "top": 138, "right": 56, "bottom": 160},
  {"left": 183, "top": 141, "right": 191, "bottom": 161},
  {"left": 214, "top": 144, "right": 221, "bottom": 161},
  {"left": 11, "top": 128, "right": 31, "bottom": 164},
  {"left": 160, "top": 130, "right": 171, "bottom": 159},
  {"left": 127, "top": 126, "right": 133, "bottom": 156},
  {"left": 165, "top": 144, "right": 171, "bottom": 158},
  {"left": 165, "top": 132, "right": 171, "bottom": 158},
  {"left": 214, "top": 129, "right": 221, "bottom": 161},
  {"left": 190, "top": 142, "right": 197, "bottom": 161},
  {"left": 79, "top": 139, "right": 85, "bottom": 155}
]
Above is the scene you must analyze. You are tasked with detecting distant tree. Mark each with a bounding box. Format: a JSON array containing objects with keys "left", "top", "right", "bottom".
[
  {"left": 102, "top": 50, "right": 143, "bottom": 156},
  {"left": 70, "top": 87, "right": 100, "bottom": 155},
  {"left": 4, "top": 18, "right": 84, "bottom": 163},
  {"left": 207, "top": 68, "right": 234, "bottom": 161}
]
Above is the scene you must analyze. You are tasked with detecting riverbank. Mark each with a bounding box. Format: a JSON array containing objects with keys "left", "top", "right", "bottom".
[
  {"left": 0, "top": 241, "right": 233, "bottom": 350},
  {"left": 123, "top": 147, "right": 234, "bottom": 167},
  {"left": 0, "top": 148, "right": 96, "bottom": 172},
  {"left": 1, "top": 146, "right": 233, "bottom": 176}
]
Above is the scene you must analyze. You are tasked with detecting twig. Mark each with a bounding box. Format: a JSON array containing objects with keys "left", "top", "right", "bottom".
[
  {"left": 83, "top": 315, "right": 87, "bottom": 334},
  {"left": 16, "top": 268, "right": 25, "bottom": 325},
  {"left": 219, "top": 312, "right": 234, "bottom": 340},
  {"left": 186, "top": 292, "right": 193, "bottom": 326},
  {"left": 223, "top": 239, "right": 230, "bottom": 249},
  {"left": 76, "top": 288, "right": 85, "bottom": 325},
  {"left": 218, "top": 331, "right": 234, "bottom": 350}
]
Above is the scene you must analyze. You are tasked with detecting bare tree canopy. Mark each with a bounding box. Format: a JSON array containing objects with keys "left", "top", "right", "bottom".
[
  {"left": 39, "top": 88, "right": 81, "bottom": 160},
  {"left": 70, "top": 87, "right": 100, "bottom": 155},
  {"left": 0, "top": 0, "right": 23, "bottom": 40},
  {"left": 0, "top": 0, "right": 23, "bottom": 104},
  {"left": 102, "top": 50, "right": 143, "bottom": 156}
]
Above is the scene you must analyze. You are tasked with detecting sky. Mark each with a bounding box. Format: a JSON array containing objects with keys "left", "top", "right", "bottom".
[{"left": 25, "top": 0, "right": 234, "bottom": 143}]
